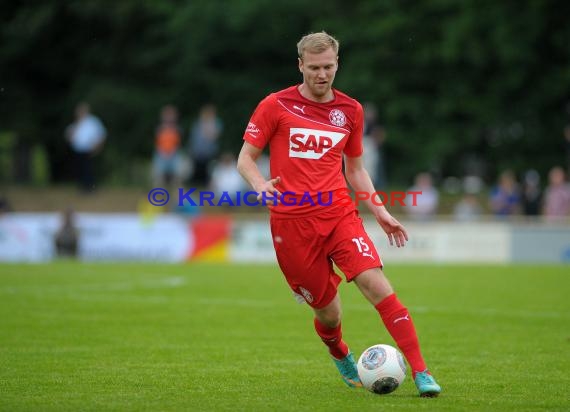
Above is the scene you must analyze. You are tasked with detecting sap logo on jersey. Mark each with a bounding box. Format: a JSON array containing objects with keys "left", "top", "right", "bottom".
[{"left": 289, "top": 128, "right": 346, "bottom": 159}]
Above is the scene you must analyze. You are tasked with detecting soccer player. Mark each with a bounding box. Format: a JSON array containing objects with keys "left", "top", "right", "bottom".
[{"left": 237, "top": 31, "right": 441, "bottom": 397}]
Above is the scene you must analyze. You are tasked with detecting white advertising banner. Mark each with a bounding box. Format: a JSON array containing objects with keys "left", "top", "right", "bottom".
[
  {"left": 229, "top": 219, "right": 512, "bottom": 264},
  {"left": 0, "top": 214, "right": 58, "bottom": 262},
  {"left": 230, "top": 219, "right": 275, "bottom": 262},
  {"left": 78, "top": 214, "right": 192, "bottom": 262},
  {"left": 2, "top": 214, "right": 567, "bottom": 264},
  {"left": 365, "top": 221, "right": 511, "bottom": 263},
  {"left": 0, "top": 213, "right": 192, "bottom": 262}
]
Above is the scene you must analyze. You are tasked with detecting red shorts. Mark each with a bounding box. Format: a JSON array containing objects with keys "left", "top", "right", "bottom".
[{"left": 270, "top": 205, "right": 383, "bottom": 309}]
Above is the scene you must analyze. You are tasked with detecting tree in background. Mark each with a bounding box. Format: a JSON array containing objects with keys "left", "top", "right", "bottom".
[{"left": 0, "top": 0, "right": 569, "bottom": 186}]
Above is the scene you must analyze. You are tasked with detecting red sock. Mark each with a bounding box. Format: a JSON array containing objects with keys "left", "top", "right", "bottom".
[
  {"left": 314, "top": 318, "right": 349, "bottom": 360},
  {"left": 375, "top": 293, "right": 427, "bottom": 377}
]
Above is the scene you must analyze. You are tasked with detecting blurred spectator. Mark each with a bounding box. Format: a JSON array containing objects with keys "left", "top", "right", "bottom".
[
  {"left": 65, "top": 102, "right": 107, "bottom": 193},
  {"left": 442, "top": 176, "right": 462, "bottom": 195},
  {"left": 489, "top": 170, "right": 521, "bottom": 216},
  {"left": 362, "top": 103, "right": 387, "bottom": 189},
  {"left": 152, "top": 105, "right": 190, "bottom": 187},
  {"left": 463, "top": 175, "right": 484, "bottom": 195},
  {"left": 453, "top": 193, "right": 482, "bottom": 222},
  {"left": 404, "top": 172, "right": 439, "bottom": 220},
  {"left": 521, "top": 169, "right": 542, "bottom": 216},
  {"left": 542, "top": 166, "right": 570, "bottom": 219},
  {"left": 54, "top": 208, "right": 79, "bottom": 258},
  {"left": 362, "top": 103, "right": 378, "bottom": 185},
  {"left": 189, "top": 104, "right": 223, "bottom": 186},
  {"left": 372, "top": 125, "right": 388, "bottom": 190},
  {"left": 564, "top": 124, "right": 570, "bottom": 175},
  {"left": 210, "top": 152, "right": 245, "bottom": 201},
  {"left": 0, "top": 194, "right": 12, "bottom": 215}
]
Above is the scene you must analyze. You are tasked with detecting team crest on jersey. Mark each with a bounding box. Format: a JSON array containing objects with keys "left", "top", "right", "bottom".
[
  {"left": 299, "top": 287, "right": 314, "bottom": 303},
  {"left": 289, "top": 127, "right": 346, "bottom": 159},
  {"left": 329, "top": 109, "right": 346, "bottom": 127}
]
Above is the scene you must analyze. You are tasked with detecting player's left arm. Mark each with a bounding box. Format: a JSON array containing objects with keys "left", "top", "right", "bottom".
[{"left": 344, "top": 155, "right": 408, "bottom": 247}]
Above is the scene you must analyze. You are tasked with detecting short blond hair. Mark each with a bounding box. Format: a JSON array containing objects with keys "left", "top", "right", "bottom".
[{"left": 297, "top": 31, "right": 339, "bottom": 59}]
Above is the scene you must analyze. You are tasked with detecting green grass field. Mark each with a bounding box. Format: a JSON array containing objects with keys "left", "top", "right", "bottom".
[{"left": 0, "top": 262, "right": 568, "bottom": 411}]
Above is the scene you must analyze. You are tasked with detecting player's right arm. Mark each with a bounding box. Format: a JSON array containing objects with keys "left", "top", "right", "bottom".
[
  {"left": 237, "top": 142, "right": 281, "bottom": 201},
  {"left": 238, "top": 94, "right": 282, "bottom": 203}
]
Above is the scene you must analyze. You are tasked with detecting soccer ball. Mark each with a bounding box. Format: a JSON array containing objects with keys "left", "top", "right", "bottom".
[{"left": 357, "top": 344, "right": 407, "bottom": 394}]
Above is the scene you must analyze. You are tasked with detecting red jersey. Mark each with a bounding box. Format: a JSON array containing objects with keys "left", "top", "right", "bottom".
[{"left": 243, "top": 85, "right": 364, "bottom": 216}]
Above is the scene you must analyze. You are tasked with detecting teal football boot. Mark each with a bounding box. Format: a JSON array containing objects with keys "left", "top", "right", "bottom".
[
  {"left": 414, "top": 370, "right": 441, "bottom": 397},
  {"left": 332, "top": 352, "right": 363, "bottom": 388}
]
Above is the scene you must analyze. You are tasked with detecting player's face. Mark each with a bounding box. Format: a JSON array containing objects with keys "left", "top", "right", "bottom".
[{"left": 298, "top": 47, "right": 338, "bottom": 102}]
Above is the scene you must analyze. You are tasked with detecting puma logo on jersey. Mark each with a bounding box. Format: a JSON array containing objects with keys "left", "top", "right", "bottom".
[
  {"left": 289, "top": 128, "right": 346, "bottom": 159},
  {"left": 293, "top": 105, "right": 306, "bottom": 114}
]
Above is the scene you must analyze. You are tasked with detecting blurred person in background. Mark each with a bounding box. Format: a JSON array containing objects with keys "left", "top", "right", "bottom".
[
  {"left": 362, "top": 103, "right": 378, "bottom": 187},
  {"left": 542, "top": 166, "right": 570, "bottom": 220},
  {"left": 521, "top": 169, "right": 542, "bottom": 217},
  {"left": 0, "top": 193, "right": 12, "bottom": 218},
  {"left": 564, "top": 125, "right": 570, "bottom": 176},
  {"left": 152, "top": 105, "right": 189, "bottom": 187},
  {"left": 404, "top": 172, "right": 439, "bottom": 221},
  {"left": 362, "top": 103, "right": 387, "bottom": 190},
  {"left": 54, "top": 208, "right": 79, "bottom": 259},
  {"left": 453, "top": 193, "right": 482, "bottom": 222},
  {"left": 489, "top": 170, "right": 521, "bottom": 217},
  {"left": 189, "top": 104, "right": 223, "bottom": 187},
  {"left": 209, "top": 152, "right": 245, "bottom": 201},
  {"left": 453, "top": 175, "right": 483, "bottom": 222},
  {"left": 0, "top": 194, "right": 12, "bottom": 215},
  {"left": 372, "top": 125, "right": 388, "bottom": 191},
  {"left": 65, "top": 102, "right": 106, "bottom": 193}
]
